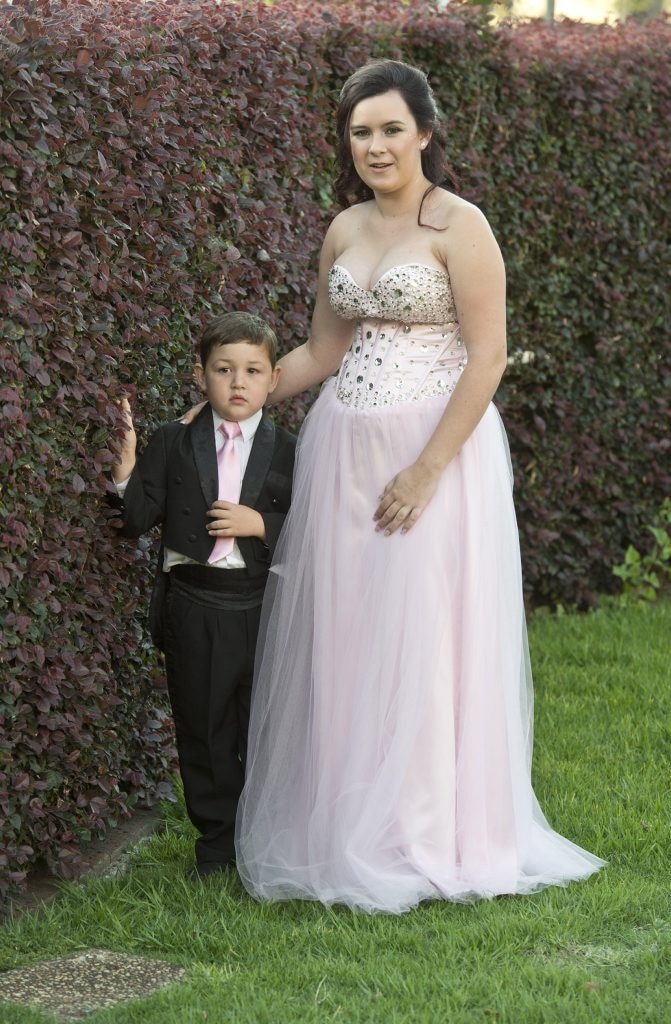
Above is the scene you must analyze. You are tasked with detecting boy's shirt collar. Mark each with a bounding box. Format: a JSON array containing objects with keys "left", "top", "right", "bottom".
[{"left": 211, "top": 406, "right": 263, "bottom": 443}]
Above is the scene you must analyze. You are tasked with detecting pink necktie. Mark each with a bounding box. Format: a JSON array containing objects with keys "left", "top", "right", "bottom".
[{"left": 208, "top": 420, "right": 242, "bottom": 563}]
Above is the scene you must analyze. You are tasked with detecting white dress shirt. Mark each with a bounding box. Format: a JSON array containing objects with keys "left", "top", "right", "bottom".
[{"left": 115, "top": 407, "right": 263, "bottom": 570}]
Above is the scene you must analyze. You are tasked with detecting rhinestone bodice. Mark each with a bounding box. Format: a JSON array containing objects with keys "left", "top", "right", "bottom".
[
  {"left": 329, "top": 262, "right": 457, "bottom": 324},
  {"left": 328, "top": 263, "right": 465, "bottom": 409}
]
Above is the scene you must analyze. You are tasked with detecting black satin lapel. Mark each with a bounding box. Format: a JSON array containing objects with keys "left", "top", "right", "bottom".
[
  {"left": 190, "top": 404, "right": 218, "bottom": 508},
  {"left": 240, "top": 413, "right": 275, "bottom": 509}
]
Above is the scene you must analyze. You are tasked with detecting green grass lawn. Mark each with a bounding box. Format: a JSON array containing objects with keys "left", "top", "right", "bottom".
[{"left": 1, "top": 601, "right": 670, "bottom": 1023}]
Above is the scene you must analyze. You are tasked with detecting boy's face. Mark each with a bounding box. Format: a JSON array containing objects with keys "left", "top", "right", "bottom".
[{"left": 195, "top": 340, "right": 280, "bottom": 422}]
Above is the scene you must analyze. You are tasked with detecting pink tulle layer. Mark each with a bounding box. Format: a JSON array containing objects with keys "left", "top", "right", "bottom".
[{"left": 236, "top": 381, "right": 605, "bottom": 913}]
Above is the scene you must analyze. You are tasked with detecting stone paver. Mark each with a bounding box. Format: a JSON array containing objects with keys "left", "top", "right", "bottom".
[{"left": 0, "top": 949, "right": 186, "bottom": 1021}]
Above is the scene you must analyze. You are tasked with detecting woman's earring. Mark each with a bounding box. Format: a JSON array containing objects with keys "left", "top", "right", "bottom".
[{"left": 420, "top": 141, "right": 427, "bottom": 150}]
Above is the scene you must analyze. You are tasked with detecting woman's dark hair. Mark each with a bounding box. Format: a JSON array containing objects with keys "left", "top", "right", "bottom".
[{"left": 333, "top": 59, "right": 458, "bottom": 217}]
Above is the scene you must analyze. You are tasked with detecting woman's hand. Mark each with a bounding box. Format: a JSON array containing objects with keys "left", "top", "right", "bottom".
[
  {"left": 373, "top": 462, "right": 442, "bottom": 536},
  {"left": 180, "top": 401, "right": 206, "bottom": 425}
]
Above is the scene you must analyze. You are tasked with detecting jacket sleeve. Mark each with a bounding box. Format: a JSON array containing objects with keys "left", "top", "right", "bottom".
[
  {"left": 257, "top": 428, "right": 296, "bottom": 559},
  {"left": 258, "top": 512, "right": 286, "bottom": 559},
  {"left": 113, "top": 427, "right": 170, "bottom": 539}
]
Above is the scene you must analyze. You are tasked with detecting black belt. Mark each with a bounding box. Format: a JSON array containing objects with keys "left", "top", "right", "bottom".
[{"left": 169, "top": 563, "right": 266, "bottom": 610}]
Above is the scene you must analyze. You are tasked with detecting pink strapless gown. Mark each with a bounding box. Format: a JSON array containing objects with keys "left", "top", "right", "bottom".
[{"left": 235, "top": 263, "right": 605, "bottom": 913}]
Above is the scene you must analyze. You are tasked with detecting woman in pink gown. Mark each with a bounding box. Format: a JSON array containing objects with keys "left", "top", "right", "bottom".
[{"left": 235, "top": 59, "right": 604, "bottom": 913}]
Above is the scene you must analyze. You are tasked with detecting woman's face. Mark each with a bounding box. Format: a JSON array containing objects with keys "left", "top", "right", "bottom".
[{"left": 348, "top": 89, "right": 429, "bottom": 195}]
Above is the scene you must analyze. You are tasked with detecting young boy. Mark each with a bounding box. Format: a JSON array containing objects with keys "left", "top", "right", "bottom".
[{"left": 111, "top": 312, "right": 295, "bottom": 879}]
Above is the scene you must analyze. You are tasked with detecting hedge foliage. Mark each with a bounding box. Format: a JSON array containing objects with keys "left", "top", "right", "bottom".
[{"left": 1, "top": 0, "right": 669, "bottom": 895}]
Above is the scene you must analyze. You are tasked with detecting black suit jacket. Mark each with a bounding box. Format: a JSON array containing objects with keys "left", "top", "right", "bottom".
[{"left": 112, "top": 404, "right": 296, "bottom": 647}]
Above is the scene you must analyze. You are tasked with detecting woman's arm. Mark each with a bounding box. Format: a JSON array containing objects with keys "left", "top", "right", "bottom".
[
  {"left": 374, "top": 202, "right": 508, "bottom": 534},
  {"left": 268, "top": 219, "right": 355, "bottom": 405}
]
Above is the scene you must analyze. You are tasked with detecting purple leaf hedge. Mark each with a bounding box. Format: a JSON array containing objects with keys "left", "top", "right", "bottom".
[{"left": 1, "top": 0, "right": 669, "bottom": 896}]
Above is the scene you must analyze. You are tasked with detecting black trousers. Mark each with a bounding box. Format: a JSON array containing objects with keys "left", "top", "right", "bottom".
[{"left": 162, "top": 567, "right": 264, "bottom": 867}]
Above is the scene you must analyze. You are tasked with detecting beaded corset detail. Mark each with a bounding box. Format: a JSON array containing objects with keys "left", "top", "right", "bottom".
[{"left": 328, "top": 263, "right": 465, "bottom": 409}]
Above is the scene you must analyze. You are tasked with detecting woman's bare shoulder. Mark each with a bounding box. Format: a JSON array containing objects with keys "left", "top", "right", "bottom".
[
  {"left": 428, "top": 191, "right": 501, "bottom": 273},
  {"left": 425, "top": 192, "right": 498, "bottom": 265},
  {"left": 328, "top": 202, "right": 372, "bottom": 234},
  {"left": 429, "top": 189, "right": 489, "bottom": 230},
  {"left": 324, "top": 203, "right": 374, "bottom": 260}
]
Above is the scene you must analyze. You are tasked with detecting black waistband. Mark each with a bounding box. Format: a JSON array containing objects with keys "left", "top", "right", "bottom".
[
  {"left": 169, "top": 576, "right": 264, "bottom": 612},
  {"left": 170, "top": 562, "right": 264, "bottom": 596}
]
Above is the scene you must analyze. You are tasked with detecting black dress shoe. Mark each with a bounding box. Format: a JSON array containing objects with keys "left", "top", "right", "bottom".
[{"left": 190, "top": 860, "right": 235, "bottom": 880}]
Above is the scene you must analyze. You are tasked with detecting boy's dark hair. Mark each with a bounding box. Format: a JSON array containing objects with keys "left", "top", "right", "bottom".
[{"left": 199, "top": 312, "right": 278, "bottom": 368}]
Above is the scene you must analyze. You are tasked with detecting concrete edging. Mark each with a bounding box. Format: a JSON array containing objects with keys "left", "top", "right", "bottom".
[{"left": 4, "top": 808, "right": 162, "bottom": 919}]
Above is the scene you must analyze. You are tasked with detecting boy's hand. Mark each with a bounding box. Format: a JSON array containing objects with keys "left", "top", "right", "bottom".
[
  {"left": 206, "top": 502, "right": 266, "bottom": 542},
  {"left": 112, "top": 397, "right": 137, "bottom": 484}
]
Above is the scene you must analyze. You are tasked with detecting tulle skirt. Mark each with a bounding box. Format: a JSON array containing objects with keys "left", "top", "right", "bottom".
[{"left": 235, "top": 381, "right": 605, "bottom": 913}]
